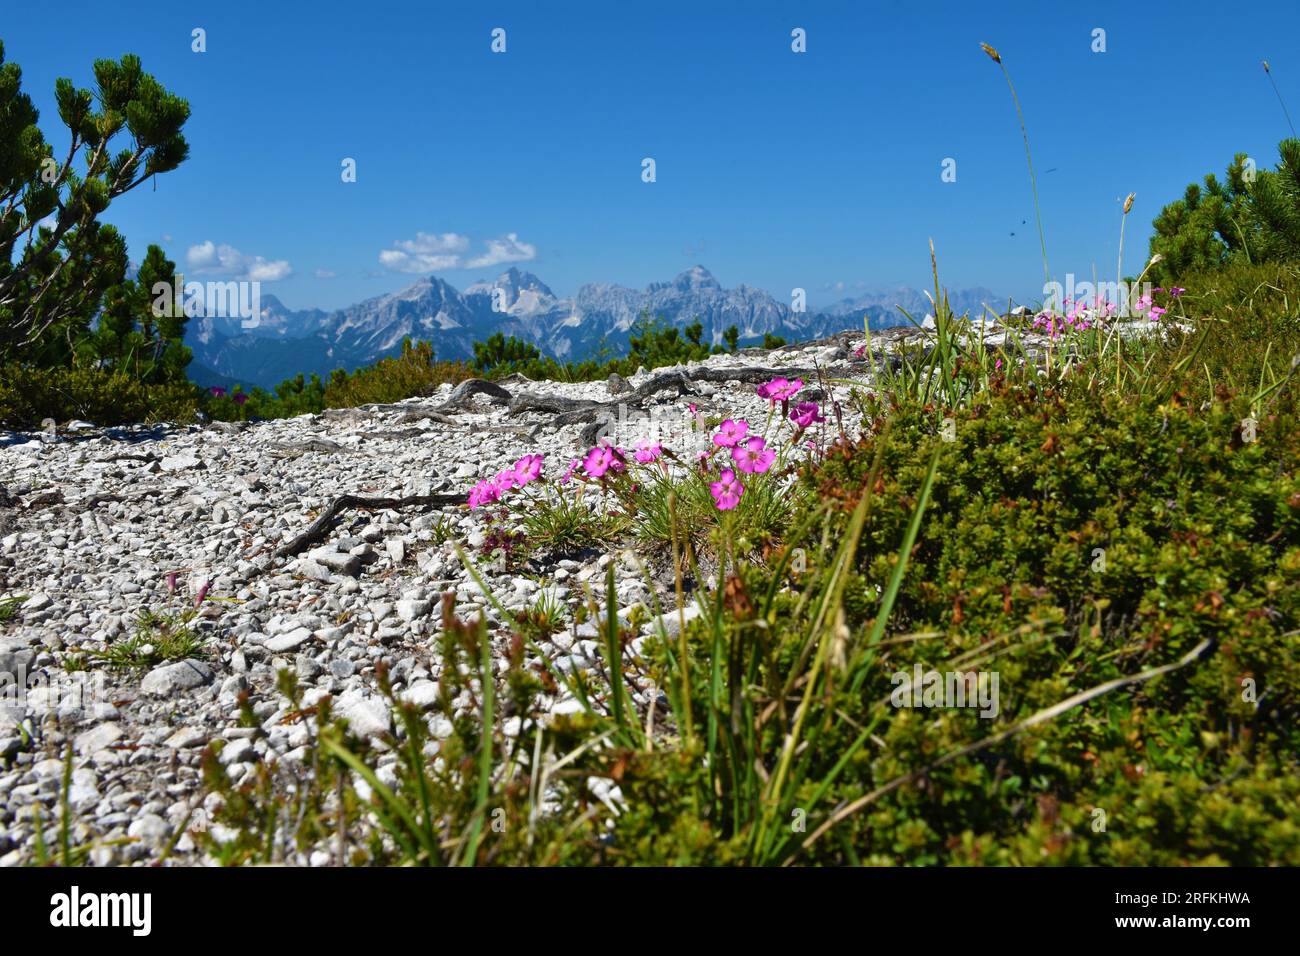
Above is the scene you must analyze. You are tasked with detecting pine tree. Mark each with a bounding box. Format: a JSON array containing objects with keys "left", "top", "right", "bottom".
[
  {"left": 1149, "top": 139, "right": 1300, "bottom": 283},
  {"left": 85, "top": 244, "right": 189, "bottom": 381},
  {"left": 723, "top": 324, "right": 740, "bottom": 353},
  {"left": 0, "top": 43, "right": 190, "bottom": 363}
]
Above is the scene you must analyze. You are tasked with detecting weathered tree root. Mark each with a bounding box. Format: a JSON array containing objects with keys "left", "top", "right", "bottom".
[
  {"left": 508, "top": 364, "right": 824, "bottom": 431},
  {"left": 319, "top": 357, "right": 880, "bottom": 444},
  {"left": 276, "top": 491, "right": 463, "bottom": 558},
  {"left": 17, "top": 486, "right": 183, "bottom": 515},
  {"left": 320, "top": 405, "right": 461, "bottom": 426},
  {"left": 270, "top": 438, "right": 353, "bottom": 457},
  {"left": 432, "top": 378, "right": 513, "bottom": 414}
]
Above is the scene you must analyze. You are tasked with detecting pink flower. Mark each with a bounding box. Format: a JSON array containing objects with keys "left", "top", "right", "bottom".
[
  {"left": 194, "top": 580, "right": 211, "bottom": 608},
  {"left": 1170, "top": 287, "right": 1186, "bottom": 298},
  {"left": 633, "top": 439, "right": 663, "bottom": 464},
  {"left": 790, "top": 402, "right": 824, "bottom": 430},
  {"left": 1149, "top": 305, "right": 1167, "bottom": 321},
  {"left": 757, "top": 377, "right": 802, "bottom": 402},
  {"left": 513, "top": 454, "right": 544, "bottom": 485},
  {"left": 165, "top": 571, "right": 178, "bottom": 594},
  {"left": 584, "top": 445, "right": 613, "bottom": 478},
  {"left": 731, "top": 436, "right": 775, "bottom": 474},
  {"left": 233, "top": 392, "right": 248, "bottom": 406},
  {"left": 995, "top": 358, "right": 1003, "bottom": 372},
  {"left": 583, "top": 444, "right": 625, "bottom": 478},
  {"left": 713, "top": 418, "right": 749, "bottom": 447},
  {"left": 496, "top": 468, "right": 520, "bottom": 491},
  {"left": 710, "top": 469, "right": 744, "bottom": 511},
  {"left": 560, "top": 458, "right": 581, "bottom": 484},
  {"left": 209, "top": 386, "right": 226, "bottom": 398},
  {"left": 468, "top": 478, "right": 503, "bottom": 509}
]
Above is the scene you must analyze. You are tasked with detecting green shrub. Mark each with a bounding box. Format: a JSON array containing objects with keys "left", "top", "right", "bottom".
[
  {"left": 469, "top": 317, "right": 766, "bottom": 383},
  {"left": 0, "top": 364, "right": 197, "bottom": 429},
  {"left": 1108, "top": 261, "right": 1300, "bottom": 416},
  {"left": 203, "top": 373, "right": 328, "bottom": 421},
  {"left": 787, "top": 382, "right": 1300, "bottom": 864},
  {"left": 323, "top": 339, "right": 472, "bottom": 408}
]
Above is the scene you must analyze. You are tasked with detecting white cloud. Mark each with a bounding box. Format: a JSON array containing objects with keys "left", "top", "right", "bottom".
[
  {"left": 378, "top": 232, "right": 470, "bottom": 273},
  {"left": 315, "top": 268, "right": 337, "bottom": 279},
  {"left": 378, "top": 231, "right": 536, "bottom": 273},
  {"left": 186, "top": 240, "right": 292, "bottom": 281},
  {"left": 465, "top": 233, "right": 537, "bottom": 269}
]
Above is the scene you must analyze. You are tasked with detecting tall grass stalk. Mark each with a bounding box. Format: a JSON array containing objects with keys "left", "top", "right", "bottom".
[
  {"left": 1117, "top": 191, "right": 1135, "bottom": 295},
  {"left": 1263, "top": 60, "right": 1298, "bottom": 138},
  {"left": 983, "top": 43, "right": 1051, "bottom": 301}
]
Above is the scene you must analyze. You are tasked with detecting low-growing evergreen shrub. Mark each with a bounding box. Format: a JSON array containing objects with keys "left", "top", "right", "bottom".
[
  {"left": 323, "top": 338, "right": 471, "bottom": 408},
  {"left": 203, "top": 373, "right": 328, "bottom": 421},
  {"left": 470, "top": 317, "right": 757, "bottom": 382},
  {"left": 0, "top": 364, "right": 197, "bottom": 429},
  {"left": 776, "top": 383, "right": 1300, "bottom": 864}
]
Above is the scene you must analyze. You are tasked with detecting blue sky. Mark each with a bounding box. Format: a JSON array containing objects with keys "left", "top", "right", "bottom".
[{"left": 4, "top": 0, "right": 1299, "bottom": 311}]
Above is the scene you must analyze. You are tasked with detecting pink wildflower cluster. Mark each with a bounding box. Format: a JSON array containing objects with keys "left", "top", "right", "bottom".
[
  {"left": 537, "top": 375, "right": 821, "bottom": 515},
  {"left": 1032, "top": 295, "right": 1116, "bottom": 339},
  {"left": 468, "top": 454, "right": 546, "bottom": 509},
  {"left": 704, "top": 419, "right": 778, "bottom": 509},
  {"left": 1132, "top": 293, "right": 1167, "bottom": 321}
]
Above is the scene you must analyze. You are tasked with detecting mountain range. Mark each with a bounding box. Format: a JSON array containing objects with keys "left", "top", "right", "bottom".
[{"left": 183, "top": 267, "right": 1006, "bottom": 389}]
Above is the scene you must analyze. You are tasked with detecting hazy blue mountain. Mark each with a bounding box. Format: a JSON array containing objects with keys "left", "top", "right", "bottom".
[
  {"left": 184, "top": 267, "right": 1003, "bottom": 388},
  {"left": 821, "top": 285, "right": 1008, "bottom": 324}
]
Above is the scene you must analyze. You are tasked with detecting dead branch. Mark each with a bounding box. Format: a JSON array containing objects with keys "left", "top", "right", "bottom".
[
  {"left": 270, "top": 438, "right": 352, "bottom": 457},
  {"left": 320, "top": 405, "right": 460, "bottom": 426},
  {"left": 507, "top": 364, "right": 825, "bottom": 431},
  {"left": 432, "top": 378, "right": 513, "bottom": 413},
  {"left": 275, "top": 490, "right": 463, "bottom": 558}
]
